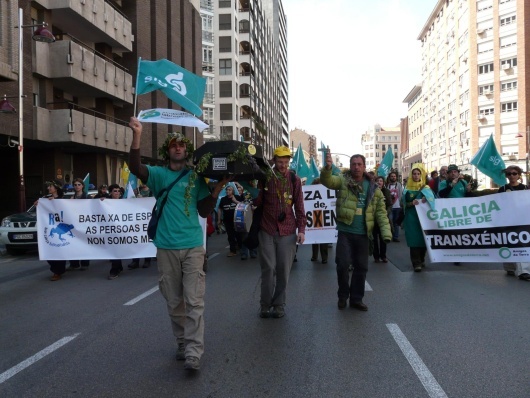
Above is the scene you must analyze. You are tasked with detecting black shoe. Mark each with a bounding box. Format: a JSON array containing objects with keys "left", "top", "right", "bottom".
[
  {"left": 310, "top": 257, "right": 317, "bottom": 261},
  {"left": 272, "top": 305, "right": 285, "bottom": 318},
  {"left": 338, "top": 298, "right": 347, "bottom": 310},
  {"left": 392, "top": 238, "right": 400, "bottom": 242},
  {"left": 142, "top": 260, "right": 151, "bottom": 268},
  {"left": 293, "top": 256, "right": 298, "bottom": 263},
  {"left": 259, "top": 305, "right": 271, "bottom": 318},
  {"left": 453, "top": 262, "right": 461, "bottom": 266},
  {"left": 519, "top": 273, "right": 530, "bottom": 281},
  {"left": 127, "top": 261, "right": 140, "bottom": 269},
  {"left": 322, "top": 260, "right": 328, "bottom": 264},
  {"left": 350, "top": 301, "right": 368, "bottom": 311},
  {"left": 184, "top": 356, "right": 200, "bottom": 370},
  {"left": 176, "top": 343, "right": 185, "bottom": 361}
]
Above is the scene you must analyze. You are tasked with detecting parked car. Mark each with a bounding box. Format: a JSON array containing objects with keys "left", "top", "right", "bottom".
[{"left": 0, "top": 190, "right": 98, "bottom": 255}]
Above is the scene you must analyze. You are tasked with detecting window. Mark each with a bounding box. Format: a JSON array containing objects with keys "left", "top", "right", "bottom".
[
  {"left": 479, "top": 84, "right": 494, "bottom": 95},
  {"left": 500, "top": 14, "right": 516, "bottom": 26},
  {"left": 219, "top": 14, "right": 231, "bottom": 30},
  {"left": 220, "top": 104, "right": 233, "bottom": 120},
  {"left": 219, "top": 59, "right": 232, "bottom": 75},
  {"left": 219, "top": 36, "right": 231, "bottom": 52},
  {"left": 219, "top": 81, "right": 232, "bottom": 97},
  {"left": 478, "top": 63, "right": 493, "bottom": 74},
  {"left": 500, "top": 35, "right": 516, "bottom": 48},
  {"left": 477, "top": 41, "right": 493, "bottom": 54},
  {"left": 477, "top": 0, "right": 492, "bottom": 12},
  {"left": 501, "top": 80, "right": 517, "bottom": 92},
  {"left": 500, "top": 57, "right": 517, "bottom": 69},
  {"left": 219, "top": 0, "right": 231, "bottom": 8},
  {"left": 202, "top": 48, "right": 213, "bottom": 64},
  {"left": 501, "top": 102, "right": 517, "bottom": 113},
  {"left": 479, "top": 107, "right": 494, "bottom": 116},
  {"left": 239, "top": 20, "right": 250, "bottom": 33}
]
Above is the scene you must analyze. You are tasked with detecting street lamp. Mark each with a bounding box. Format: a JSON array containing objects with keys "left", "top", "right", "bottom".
[
  {"left": 2, "top": 9, "right": 55, "bottom": 212},
  {"left": 516, "top": 126, "right": 530, "bottom": 185}
]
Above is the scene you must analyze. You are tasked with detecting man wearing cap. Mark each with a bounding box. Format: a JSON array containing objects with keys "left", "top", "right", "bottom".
[
  {"left": 429, "top": 165, "right": 448, "bottom": 196},
  {"left": 254, "top": 145, "right": 306, "bottom": 319},
  {"left": 438, "top": 164, "right": 470, "bottom": 198},
  {"left": 320, "top": 151, "right": 392, "bottom": 311},
  {"left": 128, "top": 117, "right": 229, "bottom": 371}
]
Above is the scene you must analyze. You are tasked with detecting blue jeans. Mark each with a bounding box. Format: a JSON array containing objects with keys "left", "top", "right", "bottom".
[
  {"left": 390, "top": 207, "right": 401, "bottom": 239},
  {"left": 335, "top": 232, "right": 369, "bottom": 302}
]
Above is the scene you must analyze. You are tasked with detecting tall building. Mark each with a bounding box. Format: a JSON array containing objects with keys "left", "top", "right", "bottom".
[
  {"left": 361, "top": 124, "right": 401, "bottom": 172},
  {"left": 200, "top": 0, "right": 216, "bottom": 142},
  {"left": 214, "top": 0, "right": 287, "bottom": 158},
  {"left": 0, "top": 0, "right": 202, "bottom": 215},
  {"left": 290, "top": 127, "right": 317, "bottom": 166},
  {"left": 410, "top": 0, "right": 529, "bottom": 187},
  {"left": 402, "top": 85, "right": 423, "bottom": 177}
]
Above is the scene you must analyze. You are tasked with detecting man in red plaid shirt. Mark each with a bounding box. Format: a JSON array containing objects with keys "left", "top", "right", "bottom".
[{"left": 255, "top": 146, "right": 306, "bottom": 319}]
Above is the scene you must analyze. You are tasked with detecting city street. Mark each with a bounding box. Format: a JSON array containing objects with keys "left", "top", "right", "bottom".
[{"left": 0, "top": 231, "right": 529, "bottom": 398}]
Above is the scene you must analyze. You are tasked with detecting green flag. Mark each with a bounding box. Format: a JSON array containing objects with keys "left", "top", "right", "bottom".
[
  {"left": 83, "top": 173, "right": 90, "bottom": 195},
  {"left": 136, "top": 59, "right": 206, "bottom": 116},
  {"left": 377, "top": 148, "right": 394, "bottom": 178},
  {"left": 309, "top": 156, "right": 320, "bottom": 184},
  {"left": 470, "top": 134, "right": 506, "bottom": 186},
  {"left": 290, "top": 143, "right": 311, "bottom": 181},
  {"left": 321, "top": 142, "right": 341, "bottom": 175}
]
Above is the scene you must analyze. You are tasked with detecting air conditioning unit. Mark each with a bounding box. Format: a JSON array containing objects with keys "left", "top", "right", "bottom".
[
  {"left": 477, "top": 29, "right": 485, "bottom": 35},
  {"left": 483, "top": 89, "right": 491, "bottom": 95},
  {"left": 462, "top": 56, "right": 468, "bottom": 63},
  {"left": 508, "top": 153, "right": 517, "bottom": 160},
  {"left": 502, "top": 64, "right": 512, "bottom": 70},
  {"left": 477, "top": 114, "right": 485, "bottom": 120}
]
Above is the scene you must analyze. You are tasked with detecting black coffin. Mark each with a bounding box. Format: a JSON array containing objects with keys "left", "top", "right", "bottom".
[{"left": 193, "top": 141, "right": 268, "bottom": 180}]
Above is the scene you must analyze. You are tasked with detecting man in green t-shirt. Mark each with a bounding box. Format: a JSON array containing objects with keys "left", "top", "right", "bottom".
[
  {"left": 320, "top": 151, "right": 392, "bottom": 311},
  {"left": 128, "top": 117, "right": 228, "bottom": 371}
]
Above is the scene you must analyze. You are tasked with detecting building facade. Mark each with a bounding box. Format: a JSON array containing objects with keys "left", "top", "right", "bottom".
[
  {"left": 213, "top": 0, "right": 287, "bottom": 158},
  {"left": 402, "top": 85, "right": 423, "bottom": 177},
  {"left": 411, "top": 0, "right": 529, "bottom": 187},
  {"left": 0, "top": 0, "right": 202, "bottom": 216},
  {"left": 361, "top": 124, "right": 401, "bottom": 172},
  {"left": 290, "top": 127, "right": 316, "bottom": 166},
  {"left": 200, "top": 0, "right": 216, "bottom": 142}
]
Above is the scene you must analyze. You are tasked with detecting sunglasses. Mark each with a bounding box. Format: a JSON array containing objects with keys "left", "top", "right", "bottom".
[
  {"left": 505, "top": 172, "right": 519, "bottom": 176},
  {"left": 112, "top": 189, "right": 121, "bottom": 193}
]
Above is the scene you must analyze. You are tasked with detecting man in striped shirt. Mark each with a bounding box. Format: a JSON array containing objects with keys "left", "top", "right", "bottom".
[{"left": 256, "top": 146, "right": 306, "bottom": 319}]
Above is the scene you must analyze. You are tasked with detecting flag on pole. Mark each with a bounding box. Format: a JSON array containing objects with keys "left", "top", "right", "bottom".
[
  {"left": 121, "top": 162, "right": 130, "bottom": 187},
  {"left": 309, "top": 156, "right": 320, "bottom": 184},
  {"left": 82, "top": 173, "right": 90, "bottom": 196},
  {"left": 290, "top": 143, "right": 311, "bottom": 181},
  {"left": 320, "top": 142, "right": 342, "bottom": 175},
  {"left": 377, "top": 148, "right": 394, "bottom": 178},
  {"left": 125, "top": 182, "right": 136, "bottom": 199},
  {"left": 138, "top": 108, "right": 209, "bottom": 132},
  {"left": 470, "top": 134, "right": 506, "bottom": 186},
  {"left": 136, "top": 59, "right": 206, "bottom": 116}
]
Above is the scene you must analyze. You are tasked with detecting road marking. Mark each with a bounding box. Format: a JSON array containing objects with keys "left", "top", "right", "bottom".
[
  {"left": 386, "top": 324, "right": 448, "bottom": 398},
  {"left": 208, "top": 253, "right": 219, "bottom": 260},
  {"left": 365, "top": 281, "right": 373, "bottom": 291},
  {"left": 0, "top": 334, "right": 80, "bottom": 384},
  {"left": 124, "top": 286, "right": 159, "bottom": 306}
]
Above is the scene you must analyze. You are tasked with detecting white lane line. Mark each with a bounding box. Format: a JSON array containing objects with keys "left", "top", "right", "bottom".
[
  {"left": 365, "top": 281, "right": 373, "bottom": 291},
  {"left": 124, "top": 286, "right": 159, "bottom": 306},
  {"left": 386, "top": 324, "right": 448, "bottom": 398},
  {"left": 0, "top": 334, "right": 80, "bottom": 384},
  {"left": 208, "top": 253, "right": 219, "bottom": 261}
]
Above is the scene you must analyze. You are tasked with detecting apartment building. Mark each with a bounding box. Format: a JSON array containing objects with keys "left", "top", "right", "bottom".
[
  {"left": 290, "top": 127, "right": 317, "bottom": 166},
  {"left": 200, "top": 0, "right": 216, "bottom": 142},
  {"left": 411, "top": 0, "right": 529, "bottom": 187},
  {"left": 0, "top": 0, "right": 202, "bottom": 215},
  {"left": 214, "top": 0, "right": 287, "bottom": 158},
  {"left": 361, "top": 124, "right": 401, "bottom": 172},
  {"left": 402, "top": 85, "right": 423, "bottom": 177}
]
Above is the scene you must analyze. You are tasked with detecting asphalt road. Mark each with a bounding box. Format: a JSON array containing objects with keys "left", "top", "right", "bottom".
[{"left": 1, "top": 231, "right": 529, "bottom": 398}]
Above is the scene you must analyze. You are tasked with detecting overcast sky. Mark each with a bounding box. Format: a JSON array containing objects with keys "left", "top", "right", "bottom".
[{"left": 283, "top": 0, "right": 437, "bottom": 163}]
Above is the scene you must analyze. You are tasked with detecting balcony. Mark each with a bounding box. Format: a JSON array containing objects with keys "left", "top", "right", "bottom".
[
  {"left": 202, "top": 62, "right": 214, "bottom": 74},
  {"left": 44, "top": 0, "right": 133, "bottom": 52},
  {"left": 202, "top": 30, "right": 214, "bottom": 44},
  {"left": 200, "top": 0, "right": 214, "bottom": 12},
  {"left": 35, "top": 39, "right": 133, "bottom": 103},
  {"left": 203, "top": 93, "right": 215, "bottom": 105},
  {"left": 33, "top": 106, "right": 131, "bottom": 152}
]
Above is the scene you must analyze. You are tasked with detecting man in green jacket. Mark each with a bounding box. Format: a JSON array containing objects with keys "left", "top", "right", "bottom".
[{"left": 320, "top": 151, "right": 392, "bottom": 311}]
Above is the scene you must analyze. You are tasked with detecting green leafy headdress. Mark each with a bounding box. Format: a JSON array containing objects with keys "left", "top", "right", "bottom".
[{"left": 158, "top": 132, "right": 194, "bottom": 161}]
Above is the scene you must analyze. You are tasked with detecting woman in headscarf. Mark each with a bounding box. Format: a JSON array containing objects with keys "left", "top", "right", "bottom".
[{"left": 402, "top": 164, "right": 430, "bottom": 272}]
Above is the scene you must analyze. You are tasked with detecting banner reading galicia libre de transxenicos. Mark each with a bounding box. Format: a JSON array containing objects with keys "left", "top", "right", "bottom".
[
  {"left": 302, "top": 184, "right": 338, "bottom": 244},
  {"left": 37, "top": 198, "right": 157, "bottom": 260},
  {"left": 416, "top": 190, "right": 530, "bottom": 263}
]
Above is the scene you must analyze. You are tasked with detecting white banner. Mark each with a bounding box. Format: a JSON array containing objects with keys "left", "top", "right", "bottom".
[
  {"left": 37, "top": 198, "right": 157, "bottom": 260},
  {"left": 138, "top": 108, "right": 209, "bottom": 132},
  {"left": 302, "top": 184, "right": 338, "bottom": 244},
  {"left": 416, "top": 190, "right": 530, "bottom": 262}
]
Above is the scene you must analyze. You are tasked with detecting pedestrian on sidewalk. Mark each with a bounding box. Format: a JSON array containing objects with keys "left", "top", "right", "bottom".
[
  {"left": 386, "top": 171, "right": 403, "bottom": 242},
  {"left": 320, "top": 151, "right": 391, "bottom": 311},
  {"left": 128, "top": 117, "right": 228, "bottom": 371}
]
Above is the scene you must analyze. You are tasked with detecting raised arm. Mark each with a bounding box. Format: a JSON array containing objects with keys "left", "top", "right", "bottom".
[{"left": 128, "top": 117, "right": 149, "bottom": 183}]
